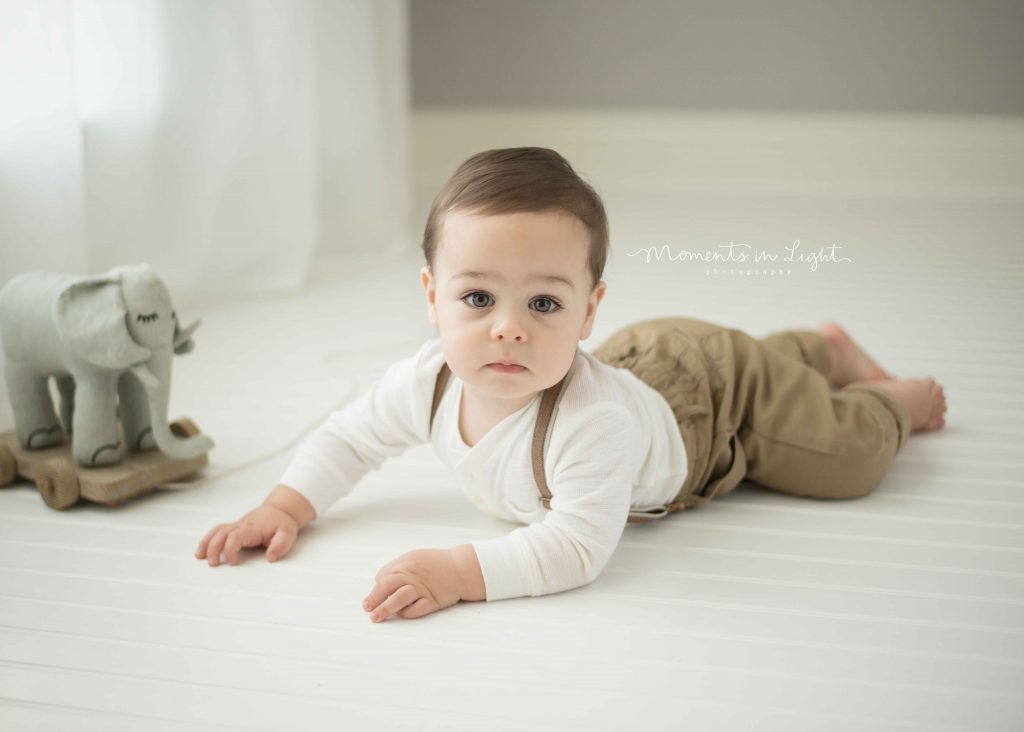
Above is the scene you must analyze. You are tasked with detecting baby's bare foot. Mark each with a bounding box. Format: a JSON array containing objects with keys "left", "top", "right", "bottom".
[
  {"left": 818, "top": 321, "right": 894, "bottom": 388},
  {"left": 859, "top": 377, "right": 948, "bottom": 432}
]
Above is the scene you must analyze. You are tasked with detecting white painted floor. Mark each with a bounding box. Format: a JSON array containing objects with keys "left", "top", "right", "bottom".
[{"left": 2, "top": 131, "right": 1023, "bottom": 729}]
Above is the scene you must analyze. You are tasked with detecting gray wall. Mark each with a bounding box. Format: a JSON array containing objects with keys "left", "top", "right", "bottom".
[{"left": 410, "top": 0, "right": 1024, "bottom": 115}]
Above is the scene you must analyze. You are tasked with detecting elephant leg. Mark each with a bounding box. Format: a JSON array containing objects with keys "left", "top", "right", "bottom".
[
  {"left": 117, "top": 370, "right": 156, "bottom": 451},
  {"left": 71, "top": 372, "right": 125, "bottom": 467},
  {"left": 56, "top": 375, "right": 75, "bottom": 434},
  {"left": 3, "top": 361, "right": 66, "bottom": 449}
]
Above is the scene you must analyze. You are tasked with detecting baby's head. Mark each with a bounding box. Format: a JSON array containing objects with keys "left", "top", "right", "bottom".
[{"left": 420, "top": 147, "right": 609, "bottom": 404}]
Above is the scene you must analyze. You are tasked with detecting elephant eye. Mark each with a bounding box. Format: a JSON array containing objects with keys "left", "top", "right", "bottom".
[{"left": 136, "top": 313, "right": 159, "bottom": 323}]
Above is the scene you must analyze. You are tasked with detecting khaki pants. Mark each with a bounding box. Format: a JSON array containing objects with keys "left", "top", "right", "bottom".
[{"left": 591, "top": 317, "right": 912, "bottom": 510}]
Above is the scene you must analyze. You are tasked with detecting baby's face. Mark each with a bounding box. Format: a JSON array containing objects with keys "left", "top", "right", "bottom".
[{"left": 421, "top": 209, "right": 606, "bottom": 408}]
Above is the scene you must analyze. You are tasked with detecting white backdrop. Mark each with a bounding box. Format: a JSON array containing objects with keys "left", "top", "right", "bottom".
[{"left": 0, "top": 0, "right": 412, "bottom": 303}]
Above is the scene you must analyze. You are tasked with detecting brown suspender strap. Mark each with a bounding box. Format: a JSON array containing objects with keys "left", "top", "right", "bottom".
[
  {"left": 531, "top": 356, "right": 578, "bottom": 511},
  {"left": 430, "top": 361, "right": 451, "bottom": 431}
]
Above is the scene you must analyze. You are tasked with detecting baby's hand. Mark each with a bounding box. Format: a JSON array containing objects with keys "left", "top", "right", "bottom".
[
  {"left": 195, "top": 504, "right": 300, "bottom": 566},
  {"left": 363, "top": 548, "right": 466, "bottom": 622}
]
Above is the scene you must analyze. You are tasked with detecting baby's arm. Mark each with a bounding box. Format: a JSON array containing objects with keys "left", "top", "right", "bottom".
[{"left": 195, "top": 483, "right": 315, "bottom": 566}]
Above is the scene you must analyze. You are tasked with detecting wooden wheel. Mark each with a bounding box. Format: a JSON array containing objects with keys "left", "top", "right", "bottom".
[
  {"left": 169, "top": 418, "right": 200, "bottom": 438},
  {"left": 0, "top": 443, "right": 15, "bottom": 487},
  {"left": 35, "top": 458, "right": 80, "bottom": 510}
]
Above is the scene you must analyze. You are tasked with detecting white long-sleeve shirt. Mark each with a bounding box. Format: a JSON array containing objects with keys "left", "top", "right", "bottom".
[{"left": 278, "top": 338, "right": 688, "bottom": 601}]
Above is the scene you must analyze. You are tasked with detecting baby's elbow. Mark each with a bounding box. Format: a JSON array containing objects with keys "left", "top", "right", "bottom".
[
  {"left": 573, "top": 541, "right": 615, "bottom": 587},
  {"left": 587, "top": 556, "right": 616, "bottom": 586}
]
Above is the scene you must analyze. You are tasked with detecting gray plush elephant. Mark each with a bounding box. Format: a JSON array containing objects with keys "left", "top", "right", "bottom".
[{"left": 0, "top": 264, "right": 214, "bottom": 467}]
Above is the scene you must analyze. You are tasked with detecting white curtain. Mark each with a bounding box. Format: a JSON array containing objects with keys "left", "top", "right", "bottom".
[{"left": 0, "top": 0, "right": 411, "bottom": 302}]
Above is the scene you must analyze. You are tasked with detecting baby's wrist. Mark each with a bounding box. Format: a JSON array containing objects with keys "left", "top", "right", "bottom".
[
  {"left": 449, "top": 544, "right": 486, "bottom": 602},
  {"left": 263, "top": 483, "right": 315, "bottom": 529}
]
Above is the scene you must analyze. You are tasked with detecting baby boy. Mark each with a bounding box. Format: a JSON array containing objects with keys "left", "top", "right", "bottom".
[{"left": 196, "top": 147, "right": 947, "bottom": 623}]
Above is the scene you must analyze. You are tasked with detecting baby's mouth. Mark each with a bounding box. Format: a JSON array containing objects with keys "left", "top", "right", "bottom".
[{"left": 487, "top": 362, "right": 526, "bottom": 372}]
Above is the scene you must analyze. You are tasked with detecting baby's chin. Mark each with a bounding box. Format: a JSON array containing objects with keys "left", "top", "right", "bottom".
[
  {"left": 470, "top": 368, "right": 540, "bottom": 393},
  {"left": 478, "top": 365, "right": 532, "bottom": 385}
]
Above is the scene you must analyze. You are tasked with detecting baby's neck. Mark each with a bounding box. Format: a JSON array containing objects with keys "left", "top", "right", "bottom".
[{"left": 458, "top": 383, "right": 539, "bottom": 447}]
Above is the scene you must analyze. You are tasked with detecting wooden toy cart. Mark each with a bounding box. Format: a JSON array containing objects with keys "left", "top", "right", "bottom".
[{"left": 0, "top": 419, "right": 209, "bottom": 510}]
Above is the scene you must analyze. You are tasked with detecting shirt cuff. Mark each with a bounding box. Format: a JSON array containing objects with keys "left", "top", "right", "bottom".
[
  {"left": 470, "top": 534, "right": 537, "bottom": 601},
  {"left": 277, "top": 452, "right": 346, "bottom": 521}
]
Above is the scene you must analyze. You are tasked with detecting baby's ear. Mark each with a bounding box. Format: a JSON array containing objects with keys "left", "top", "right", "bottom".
[
  {"left": 420, "top": 267, "right": 439, "bottom": 327},
  {"left": 579, "top": 281, "right": 607, "bottom": 340},
  {"left": 420, "top": 268, "right": 434, "bottom": 300}
]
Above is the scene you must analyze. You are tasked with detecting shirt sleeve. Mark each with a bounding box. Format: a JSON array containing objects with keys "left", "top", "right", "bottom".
[
  {"left": 277, "top": 343, "right": 435, "bottom": 520},
  {"left": 470, "top": 403, "right": 635, "bottom": 601}
]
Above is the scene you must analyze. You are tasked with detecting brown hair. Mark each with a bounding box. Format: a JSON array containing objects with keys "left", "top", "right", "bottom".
[{"left": 421, "top": 147, "right": 609, "bottom": 291}]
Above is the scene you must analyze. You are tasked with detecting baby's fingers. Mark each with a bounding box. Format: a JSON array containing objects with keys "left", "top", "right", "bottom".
[
  {"left": 197, "top": 524, "right": 220, "bottom": 556},
  {"left": 368, "top": 584, "right": 421, "bottom": 623},
  {"left": 195, "top": 524, "right": 228, "bottom": 559},
  {"left": 202, "top": 525, "right": 235, "bottom": 567},
  {"left": 265, "top": 525, "right": 297, "bottom": 562},
  {"left": 223, "top": 526, "right": 265, "bottom": 566}
]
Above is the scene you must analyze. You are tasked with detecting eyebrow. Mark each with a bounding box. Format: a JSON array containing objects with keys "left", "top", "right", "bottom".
[{"left": 452, "top": 270, "right": 575, "bottom": 290}]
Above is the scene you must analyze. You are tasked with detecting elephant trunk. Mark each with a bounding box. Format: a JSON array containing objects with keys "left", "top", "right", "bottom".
[{"left": 130, "top": 347, "right": 214, "bottom": 460}]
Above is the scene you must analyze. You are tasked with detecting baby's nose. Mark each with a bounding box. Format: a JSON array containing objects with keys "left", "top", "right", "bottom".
[
  {"left": 494, "top": 325, "right": 525, "bottom": 341},
  {"left": 492, "top": 314, "right": 527, "bottom": 341}
]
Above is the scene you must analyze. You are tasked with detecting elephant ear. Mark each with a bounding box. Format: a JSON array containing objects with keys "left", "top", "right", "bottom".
[
  {"left": 173, "top": 317, "right": 200, "bottom": 355},
  {"left": 55, "top": 276, "right": 152, "bottom": 369}
]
